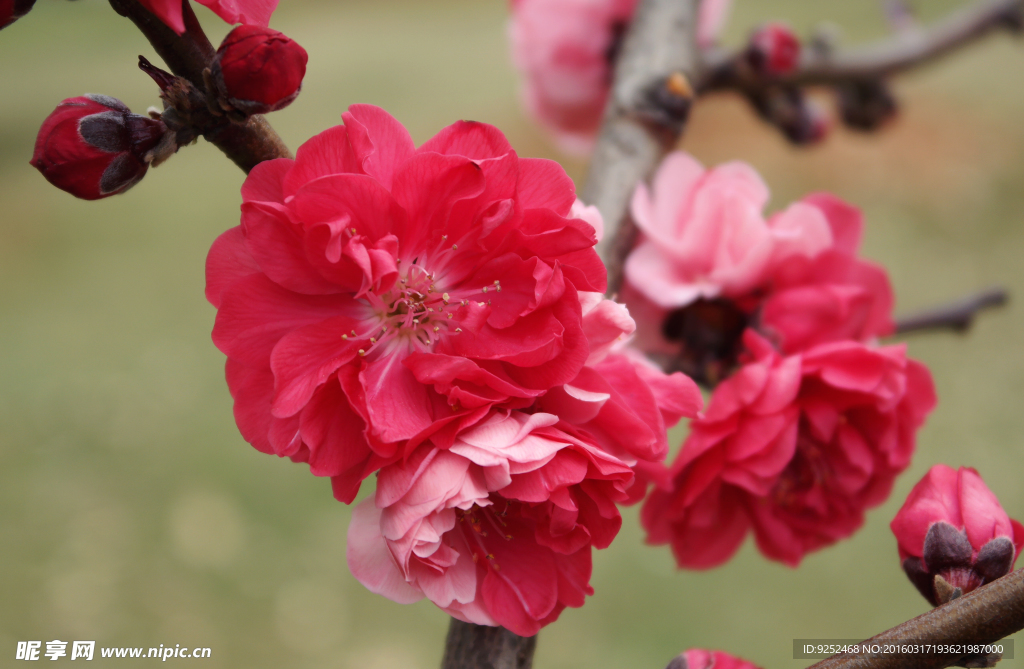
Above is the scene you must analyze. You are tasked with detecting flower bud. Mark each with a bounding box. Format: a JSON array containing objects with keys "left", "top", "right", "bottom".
[
  {"left": 31, "top": 95, "right": 167, "bottom": 200},
  {"left": 750, "top": 87, "right": 829, "bottom": 146},
  {"left": 1, "top": 0, "right": 36, "bottom": 29},
  {"left": 891, "top": 465, "right": 1024, "bottom": 606},
  {"left": 836, "top": 79, "right": 898, "bottom": 131},
  {"left": 209, "top": 25, "right": 307, "bottom": 118},
  {"left": 747, "top": 22, "right": 801, "bottom": 76},
  {"left": 667, "top": 649, "right": 763, "bottom": 669}
]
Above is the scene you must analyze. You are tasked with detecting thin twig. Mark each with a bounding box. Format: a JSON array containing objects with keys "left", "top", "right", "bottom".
[
  {"left": 107, "top": 0, "right": 291, "bottom": 172},
  {"left": 806, "top": 568, "right": 1024, "bottom": 669},
  {"left": 582, "top": 0, "right": 700, "bottom": 296},
  {"left": 701, "top": 0, "right": 1024, "bottom": 92},
  {"left": 441, "top": 620, "right": 536, "bottom": 669},
  {"left": 894, "top": 287, "right": 1008, "bottom": 335}
]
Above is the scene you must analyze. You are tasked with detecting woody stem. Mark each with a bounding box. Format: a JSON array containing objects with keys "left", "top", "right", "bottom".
[{"left": 106, "top": 0, "right": 291, "bottom": 172}]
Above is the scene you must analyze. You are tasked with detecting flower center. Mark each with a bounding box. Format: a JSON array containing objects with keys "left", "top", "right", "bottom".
[{"left": 351, "top": 255, "right": 502, "bottom": 358}]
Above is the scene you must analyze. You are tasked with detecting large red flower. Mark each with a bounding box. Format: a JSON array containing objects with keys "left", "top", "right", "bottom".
[
  {"left": 206, "top": 105, "right": 608, "bottom": 503},
  {"left": 343, "top": 287, "right": 700, "bottom": 635},
  {"left": 643, "top": 330, "right": 936, "bottom": 568}
]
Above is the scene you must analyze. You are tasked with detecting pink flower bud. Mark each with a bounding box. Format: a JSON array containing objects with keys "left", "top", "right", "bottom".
[
  {"left": 747, "top": 22, "right": 801, "bottom": 76},
  {"left": 890, "top": 465, "right": 1024, "bottom": 605},
  {"left": 31, "top": 95, "right": 167, "bottom": 200},
  {"left": 0, "top": 0, "right": 36, "bottom": 29},
  {"left": 210, "top": 25, "right": 308, "bottom": 117}
]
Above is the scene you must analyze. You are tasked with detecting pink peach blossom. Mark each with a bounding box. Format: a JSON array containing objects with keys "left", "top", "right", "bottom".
[
  {"left": 509, "top": 0, "right": 731, "bottom": 151},
  {"left": 890, "top": 464, "right": 1024, "bottom": 604},
  {"left": 345, "top": 298, "right": 700, "bottom": 634},
  {"left": 643, "top": 330, "right": 936, "bottom": 568},
  {"left": 696, "top": 0, "right": 733, "bottom": 48},
  {"left": 138, "top": 0, "right": 277, "bottom": 35},
  {"left": 347, "top": 410, "right": 634, "bottom": 636},
  {"left": 626, "top": 152, "right": 833, "bottom": 310},
  {"left": 509, "top": 0, "right": 639, "bottom": 154},
  {"left": 206, "top": 105, "right": 608, "bottom": 503},
  {"left": 623, "top": 154, "right": 895, "bottom": 382}
]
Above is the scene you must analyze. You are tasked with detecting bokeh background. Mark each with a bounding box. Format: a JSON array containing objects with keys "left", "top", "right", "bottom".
[{"left": 2, "top": 1, "right": 1024, "bottom": 667}]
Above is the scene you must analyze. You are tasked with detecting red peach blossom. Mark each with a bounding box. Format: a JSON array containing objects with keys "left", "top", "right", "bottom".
[
  {"left": 890, "top": 464, "right": 1024, "bottom": 605},
  {"left": 347, "top": 410, "right": 634, "bottom": 636},
  {"left": 643, "top": 330, "right": 936, "bottom": 568},
  {"left": 671, "top": 649, "right": 763, "bottom": 669},
  {"left": 137, "top": 0, "right": 276, "bottom": 35},
  {"left": 760, "top": 193, "right": 894, "bottom": 353},
  {"left": 206, "top": 105, "right": 608, "bottom": 503}
]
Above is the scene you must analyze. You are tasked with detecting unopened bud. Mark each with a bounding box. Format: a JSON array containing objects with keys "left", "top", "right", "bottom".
[
  {"left": 31, "top": 95, "right": 168, "bottom": 200},
  {"left": 750, "top": 88, "right": 829, "bottom": 146},
  {"left": 208, "top": 25, "right": 308, "bottom": 118},
  {"left": 836, "top": 79, "right": 898, "bottom": 131},
  {"left": 746, "top": 22, "right": 801, "bottom": 76},
  {"left": 891, "top": 465, "right": 1024, "bottom": 607},
  {"left": 1, "top": 0, "right": 36, "bottom": 29}
]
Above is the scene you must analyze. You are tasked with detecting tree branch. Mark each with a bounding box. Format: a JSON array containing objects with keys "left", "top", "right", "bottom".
[
  {"left": 805, "top": 568, "right": 1024, "bottom": 669},
  {"left": 701, "top": 0, "right": 1024, "bottom": 93},
  {"left": 107, "top": 0, "right": 291, "bottom": 172},
  {"left": 440, "top": 620, "right": 536, "bottom": 669},
  {"left": 894, "top": 287, "right": 1008, "bottom": 335},
  {"left": 582, "top": 0, "right": 700, "bottom": 296}
]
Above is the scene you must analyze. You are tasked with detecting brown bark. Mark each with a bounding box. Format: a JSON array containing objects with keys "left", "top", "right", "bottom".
[
  {"left": 581, "top": 0, "right": 700, "bottom": 296},
  {"left": 440, "top": 620, "right": 536, "bottom": 669},
  {"left": 806, "top": 568, "right": 1024, "bottom": 669}
]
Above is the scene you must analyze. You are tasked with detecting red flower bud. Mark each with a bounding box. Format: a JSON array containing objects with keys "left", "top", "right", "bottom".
[
  {"left": 31, "top": 95, "right": 167, "bottom": 200},
  {"left": 891, "top": 465, "right": 1024, "bottom": 606},
  {"left": 747, "top": 22, "right": 801, "bottom": 76},
  {"left": 210, "top": 25, "right": 307, "bottom": 117},
  {"left": 1, "top": 0, "right": 36, "bottom": 29},
  {"left": 668, "top": 649, "right": 763, "bottom": 669}
]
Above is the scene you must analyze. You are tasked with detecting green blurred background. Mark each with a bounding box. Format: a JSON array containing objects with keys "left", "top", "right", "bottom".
[{"left": 2, "top": 1, "right": 1023, "bottom": 667}]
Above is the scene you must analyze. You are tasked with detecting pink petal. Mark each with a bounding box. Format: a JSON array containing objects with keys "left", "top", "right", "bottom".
[{"left": 346, "top": 499, "right": 424, "bottom": 604}]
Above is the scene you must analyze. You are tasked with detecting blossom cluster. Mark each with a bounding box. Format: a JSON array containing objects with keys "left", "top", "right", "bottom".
[
  {"left": 206, "top": 105, "right": 701, "bottom": 635},
  {"left": 627, "top": 152, "right": 936, "bottom": 568}
]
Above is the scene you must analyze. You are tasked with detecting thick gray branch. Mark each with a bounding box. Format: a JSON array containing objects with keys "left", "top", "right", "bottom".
[
  {"left": 582, "top": 0, "right": 700, "bottom": 296},
  {"left": 440, "top": 620, "right": 536, "bottom": 669}
]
